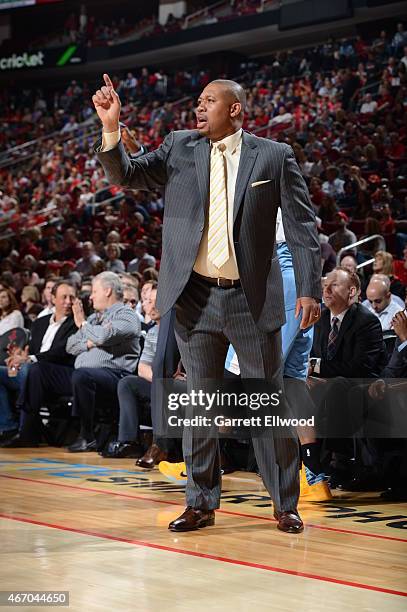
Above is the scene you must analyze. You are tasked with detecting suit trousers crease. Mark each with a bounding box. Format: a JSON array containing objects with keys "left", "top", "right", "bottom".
[{"left": 174, "top": 275, "right": 299, "bottom": 513}]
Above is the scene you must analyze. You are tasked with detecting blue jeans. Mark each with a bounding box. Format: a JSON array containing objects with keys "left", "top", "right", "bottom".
[
  {"left": 225, "top": 242, "right": 313, "bottom": 380},
  {"left": 0, "top": 363, "right": 30, "bottom": 432},
  {"left": 277, "top": 242, "right": 314, "bottom": 380}
]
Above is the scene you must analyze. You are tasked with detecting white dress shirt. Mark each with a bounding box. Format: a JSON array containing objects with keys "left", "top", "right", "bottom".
[
  {"left": 102, "top": 127, "right": 242, "bottom": 280},
  {"left": 30, "top": 314, "right": 67, "bottom": 362},
  {"left": 275, "top": 208, "right": 286, "bottom": 243},
  {"left": 362, "top": 299, "right": 403, "bottom": 331},
  {"left": 329, "top": 308, "right": 349, "bottom": 330},
  {"left": 194, "top": 128, "right": 242, "bottom": 279},
  {"left": 312, "top": 308, "right": 350, "bottom": 374},
  {"left": 37, "top": 306, "right": 55, "bottom": 319}
]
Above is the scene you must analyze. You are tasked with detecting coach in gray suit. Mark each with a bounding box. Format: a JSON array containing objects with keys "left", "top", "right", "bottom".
[{"left": 93, "top": 74, "right": 321, "bottom": 534}]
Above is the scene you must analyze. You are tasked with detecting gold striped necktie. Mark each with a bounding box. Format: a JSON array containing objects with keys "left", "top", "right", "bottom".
[{"left": 207, "top": 142, "right": 229, "bottom": 269}]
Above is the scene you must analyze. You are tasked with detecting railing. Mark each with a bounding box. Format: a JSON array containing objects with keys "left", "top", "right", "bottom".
[
  {"left": 88, "top": 191, "right": 125, "bottom": 215},
  {"left": 337, "top": 235, "right": 383, "bottom": 267},
  {"left": 0, "top": 205, "right": 63, "bottom": 240},
  {"left": 184, "top": 1, "right": 228, "bottom": 29},
  {"left": 0, "top": 123, "right": 101, "bottom": 170}
]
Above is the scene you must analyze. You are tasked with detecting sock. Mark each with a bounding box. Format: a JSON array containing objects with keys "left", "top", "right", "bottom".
[{"left": 301, "top": 442, "right": 324, "bottom": 478}]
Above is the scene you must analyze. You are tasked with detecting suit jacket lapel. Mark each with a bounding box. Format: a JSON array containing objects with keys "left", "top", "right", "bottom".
[
  {"left": 31, "top": 316, "right": 50, "bottom": 354},
  {"left": 320, "top": 310, "right": 330, "bottom": 358},
  {"left": 329, "top": 305, "right": 355, "bottom": 357},
  {"left": 194, "top": 137, "right": 211, "bottom": 216},
  {"left": 233, "top": 133, "right": 258, "bottom": 224},
  {"left": 52, "top": 317, "right": 73, "bottom": 346}
]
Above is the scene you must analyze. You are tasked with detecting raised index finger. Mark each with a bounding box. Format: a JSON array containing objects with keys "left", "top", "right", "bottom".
[{"left": 103, "top": 73, "right": 114, "bottom": 89}]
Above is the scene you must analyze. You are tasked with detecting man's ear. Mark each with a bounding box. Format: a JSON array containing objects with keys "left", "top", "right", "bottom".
[
  {"left": 349, "top": 286, "right": 357, "bottom": 298},
  {"left": 230, "top": 102, "right": 241, "bottom": 118}
]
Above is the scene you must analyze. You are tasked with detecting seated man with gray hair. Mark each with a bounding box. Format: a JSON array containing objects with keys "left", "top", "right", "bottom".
[{"left": 20, "top": 272, "right": 141, "bottom": 452}]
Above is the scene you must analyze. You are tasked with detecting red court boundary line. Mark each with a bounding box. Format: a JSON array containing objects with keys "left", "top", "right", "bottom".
[
  {"left": 1, "top": 473, "right": 406, "bottom": 544},
  {"left": 0, "top": 512, "right": 406, "bottom": 599}
]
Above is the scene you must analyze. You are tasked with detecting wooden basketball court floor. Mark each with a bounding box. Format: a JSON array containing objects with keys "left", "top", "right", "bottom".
[{"left": 0, "top": 448, "right": 406, "bottom": 612}]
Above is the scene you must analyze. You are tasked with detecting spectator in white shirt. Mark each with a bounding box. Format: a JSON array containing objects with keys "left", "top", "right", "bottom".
[
  {"left": 364, "top": 277, "right": 403, "bottom": 331},
  {"left": 127, "top": 240, "right": 156, "bottom": 274},
  {"left": 360, "top": 93, "right": 378, "bottom": 115},
  {"left": 0, "top": 289, "right": 24, "bottom": 336},
  {"left": 322, "top": 166, "right": 345, "bottom": 198},
  {"left": 75, "top": 241, "right": 102, "bottom": 277},
  {"left": 270, "top": 106, "right": 293, "bottom": 127},
  {"left": 391, "top": 23, "right": 407, "bottom": 52},
  {"left": 364, "top": 273, "right": 405, "bottom": 309},
  {"left": 61, "top": 115, "right": 79, "bottom": 134}
]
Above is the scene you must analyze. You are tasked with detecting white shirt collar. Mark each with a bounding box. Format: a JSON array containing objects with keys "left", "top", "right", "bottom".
[
  {"left": 49, "top": 314, "right": 67, "bottom": 326},
  {"left": 330, "top": 308, "right": 349, "bottom": 326},
  {"left": 212, "top": 128, "right": 242, "bottom": 155}
]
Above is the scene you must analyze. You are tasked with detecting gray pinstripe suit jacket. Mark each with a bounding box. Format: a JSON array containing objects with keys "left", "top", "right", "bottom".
[{"left": 96, "top": 130, "right": 321, "bottom": 332}]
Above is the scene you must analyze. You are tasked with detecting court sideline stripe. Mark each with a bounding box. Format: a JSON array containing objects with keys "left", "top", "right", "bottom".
[
  {"left": 0, "top": 513, "right": 406, "bottom": 599},
  {"left": 1, "top": 473, "right": 406, "bottom": 543}
]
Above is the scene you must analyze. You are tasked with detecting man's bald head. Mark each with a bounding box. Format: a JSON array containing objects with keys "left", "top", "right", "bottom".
[
  {"left": 209, "top": 79, "right": 246, "bottom": 115},
  {"left": 366, "top": 275, "right": 391, "bottom": 313},
  {"left": 370, "top": 273, "right": 391, "bottom": 292}
]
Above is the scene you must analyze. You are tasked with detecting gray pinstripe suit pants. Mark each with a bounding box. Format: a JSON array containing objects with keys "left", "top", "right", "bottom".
[{"left": 174, "top": 274, "right": 300, "bottom": 513}]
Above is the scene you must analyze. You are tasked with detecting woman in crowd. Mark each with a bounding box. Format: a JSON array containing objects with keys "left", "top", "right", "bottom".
[
  {"left": 105, "top": 243, "right": 126, "bottom": 273},
  {"left": 0, "top": 289, "right": 24, "bottom": 336},
  {"left": 373, "top": 250, "right": 406, "bottom": 299}
]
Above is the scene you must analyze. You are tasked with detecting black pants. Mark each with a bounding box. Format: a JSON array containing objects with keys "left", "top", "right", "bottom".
[
  {"left": 71, "top": 367, "right": 130, "bottom": 440},
  {"left": 117, "top": 375, "right": 152, "bottom": 442},
  {"left": 21, "top": 362, "right": 74, "bottom": 442},
  {"left": 22, "top": 362, "right": 129, "bottom": 442}
]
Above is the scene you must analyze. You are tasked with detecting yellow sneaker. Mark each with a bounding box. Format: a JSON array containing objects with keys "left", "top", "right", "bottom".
[
  {"left": 300, "top": 468, "right": 332, "bottom": 501},
  {"left": 158, "top": 461, "right": 187, "bottom": 484},
  {"left": 300, "top": 467, "right": 310, "bottom": 497}
]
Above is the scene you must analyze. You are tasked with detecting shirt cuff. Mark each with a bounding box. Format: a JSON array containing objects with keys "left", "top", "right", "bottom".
[
  {"left": 313, "top": 358, "right": 321, "bottom": 374},
  {"left": 101, "top": 129, "right": 120, "bottom": 151},
  {"left": 29, "top": 355, "right": 37, "bottom": 363},
  {"left": 398, "top": 340, "right": 407, "bottom": 352}
]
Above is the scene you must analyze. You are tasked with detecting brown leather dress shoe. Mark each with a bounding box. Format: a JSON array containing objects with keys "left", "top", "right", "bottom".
[
  {"left": 274, "top": 510, "right": 304, "bottom": 533},
  {"left": 168, "top": 507, "right": 215, "bottom": 532},
  {"left": 135, "top": 443, "right": 168, "bottom": 469}
]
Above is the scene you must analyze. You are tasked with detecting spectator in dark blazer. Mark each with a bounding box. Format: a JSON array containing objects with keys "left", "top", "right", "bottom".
[
  {"left": 311, "top": 267, "right": 386, "bottom": 378},
  {"left": 0, "top": 281, "right": 78, "bottom": 445},
  {"left": 344, "top": 301, "right": 407, "bottom": 496},
  {"left": 309, "top": 267, "right": 386, "bottom": 483}
]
